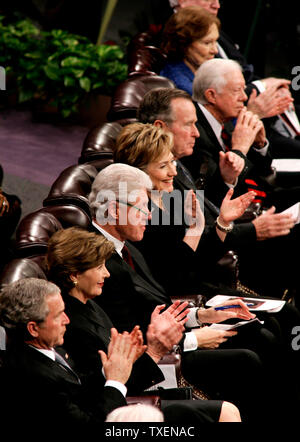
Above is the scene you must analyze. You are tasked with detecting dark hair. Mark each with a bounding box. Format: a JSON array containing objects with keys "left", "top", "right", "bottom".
[
  {"left": 137, "top": 87, "right": 192, "bottom": 124},
  {"left": 161, "top": 6, "right": 220, "bottom": 61},
  {"left": 46, "top": 227, "right": 115, "bottom": 292}
]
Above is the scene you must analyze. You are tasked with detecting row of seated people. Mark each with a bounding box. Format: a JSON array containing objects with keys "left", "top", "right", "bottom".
[
  {"left": 2, "top": 7, "right": 300, "bottom": 423},
  {"left": 2, "top": 94, "right": 300, "bottom": 424}
]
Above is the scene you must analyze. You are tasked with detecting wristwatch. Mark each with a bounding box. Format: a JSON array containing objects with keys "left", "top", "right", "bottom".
[{"left": 215, "top": 216, "right": 234, "bottom": 233}]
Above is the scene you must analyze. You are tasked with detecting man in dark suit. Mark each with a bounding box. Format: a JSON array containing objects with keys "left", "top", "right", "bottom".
[
  {"left": 0, "top": 278, "right": 136, "bottom": 431},
  {"left": 87, "top": 162, "right": 300, "bottom": 422},
  {"left": 1, "top": 278, "right": 236, "bottom": 426},
  {"left": 137, "top": 85, "right": 300, "bottom": 301}
]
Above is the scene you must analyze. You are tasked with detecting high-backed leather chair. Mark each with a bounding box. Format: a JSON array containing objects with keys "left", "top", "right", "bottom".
[
  {"left": 107, "top": 74, "right": 175, "bottom": 123},
  {"left": 127, "top": 30, "right": 166, "bottom": 76},
  {"left": 79, "top": 122, "right": 122, "bottom": 164},
  {"left": 0, "top": 257, "right": 47, "bottom": 290},
  {"left": 15, "top": 208, "right": 64, "bottom": 259},
  {"left": 43, "top": 163, "right": 99, "bottom": 216}
]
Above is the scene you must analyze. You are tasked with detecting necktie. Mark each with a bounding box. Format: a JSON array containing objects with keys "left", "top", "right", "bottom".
[
  {"left": 122, "top": 245, "right": 135, "bottom": 270},
  {"left": 221, "top": 126, "right": 231, "bottom": 151},
  {"left": 177, "top": 161, "right": 196, "bottom": 188},
  {"left": 54, "top": 351, "right": 81, "bottom": 384}
]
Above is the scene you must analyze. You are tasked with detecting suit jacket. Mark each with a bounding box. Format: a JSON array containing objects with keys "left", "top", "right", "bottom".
[
  {"left": 62, "top": 294, "right": 164, "bottom": 394},
  {"left": 181, "top": 104, "right": 273, "bottom": 208},
  {"left": 0, "top": 342, "right": 126, "bottom": 429},
  {"left": 92, "top": 231, "right": 169, "bottom": 335}
]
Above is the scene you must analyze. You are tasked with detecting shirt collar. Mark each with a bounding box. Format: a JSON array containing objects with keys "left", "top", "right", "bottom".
[
  {"left": 29, "top": 344, "right": 55, "bottom": 361},
  {"left": 92, "top": 220, "right": 124, "bottom": 257},
  {"left": 198, "top": 103, "right": 225, "bottom": 147}
]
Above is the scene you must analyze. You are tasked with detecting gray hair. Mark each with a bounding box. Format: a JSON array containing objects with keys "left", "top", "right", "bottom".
[
  {"left": 137, "top": 88, "right": 192, "bottom": 125},
  {"left": 192, "top": 58, "right": 243, "bottom": 104},
  {"left": 88, "top": 163, "right": 153, "bottom": 220},
  {"left": 106, "top": 404, "right": 164, "bottom": 422},
  {"left": 0, "top": 278, "right": 60, "bottom": 341}
]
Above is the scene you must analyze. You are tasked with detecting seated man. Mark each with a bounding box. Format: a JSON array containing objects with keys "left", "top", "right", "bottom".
[
  {"left": 137, "top": 86, "right": 299, "bottom": 299},
  {"left": 0, "top": 278, "right": 238, "bottom": 429},
  {"left": 0, "top": 278, "right": 131, "bottom": 430},
  {"left": 184, "top": 58, "right": 300, "bottom": 211},
  {"left": 88, "top": 162, "right": 297, "bottom": 422}
]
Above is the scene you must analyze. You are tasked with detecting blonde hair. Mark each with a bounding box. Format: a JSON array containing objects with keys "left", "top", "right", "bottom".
[{"left": 114, "top": 122, "right": 173, "bottom": 171}]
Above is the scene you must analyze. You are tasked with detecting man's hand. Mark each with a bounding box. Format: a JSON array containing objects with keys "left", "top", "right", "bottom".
[
  {"left": 231, "top": 107, "right": 262, "bottom": 155},
  {"left": 247, "top": 86, "right": 293, "bottom": 119},
  {"left": 193, "top": 326, "right": 237, "bottom": 349},
  {"left": 219, "top": 188, "right": 256, "bottom": 225},
  {"left": 99, "top": 328, "right": 138, "bottom": 385},
  {"left": 262, "top": 77, "right": 291, "bottom": 90},
  {"left": 219, "top": 151, "right": 245, "bottom": 184},
  {"left": 252, "top": 206, "right": 296, "bottom": 240},
  {"left": 146, "top": 301, "right": 189, "bottom": 363},
  {"left": 198, "top": 299, "right": 255, "bottom": 324}
]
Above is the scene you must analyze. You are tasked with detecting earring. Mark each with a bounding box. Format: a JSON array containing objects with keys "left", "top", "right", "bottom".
[{"left": 73, "top": 280, "right": 78, "bottom": 287}]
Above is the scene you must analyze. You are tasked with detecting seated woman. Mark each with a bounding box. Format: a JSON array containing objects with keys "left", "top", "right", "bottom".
[
  {"left": 160, "top": 6, "right": 220, "bottom": 96},
  {"left": 45, "top": 226, "right": 241, "bottom": 423},
  {"left": 113, "top": 122, "right": 255, "bottom": 295}
]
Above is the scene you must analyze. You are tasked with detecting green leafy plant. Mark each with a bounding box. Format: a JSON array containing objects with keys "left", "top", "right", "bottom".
[{"left": 0, "top": 15, "right": 127, "bottom": 118}]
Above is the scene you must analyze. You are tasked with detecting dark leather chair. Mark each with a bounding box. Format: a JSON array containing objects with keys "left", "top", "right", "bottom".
[
  {"left": 0, "top": 257, "right": 47, "bottom": 290},
  {"left": 107, "top": 74, "right": 175, "bottom": 123},
  {"left": 79, "top": 122, "right": 122, "bottom": 164},
  {"left": 127, "top": 30, "right": 166, "bottom": 76},
  {"left": 43, "top": 163, "right": 99, "bottom": 217},
  {"left": 15, "top": 208, "right": 63, "bottom": 259},
  {"left": 43, "top": 162, "right": 114, "bottom": 216}
]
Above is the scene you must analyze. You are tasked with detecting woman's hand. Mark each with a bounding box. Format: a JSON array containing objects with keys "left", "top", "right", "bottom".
[
  {"left": 198, "top": 299, "right": 256, "bottom": 324},
  {"left": 129, "top": 325, "right": 147, "bottom": 362},
  {"left": 193, "top": 326, "right": 237, "bottom": 349},
  {"left": 219, "top": 188, "right": 256, "bottom": 225},
  {"left": 184, "top": 189, "right": 205, "bottom": 234}
]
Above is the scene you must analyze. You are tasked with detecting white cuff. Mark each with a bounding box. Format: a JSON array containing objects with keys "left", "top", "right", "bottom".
[
  {"left": 183, "top": 331, "right": 198, "bottom": 352},
  {"left": 105, "top": 380, "right": 127, "bottom": 398},
  {"left": 253, "top": 139, "right": 269, "bottom": 156},
  {"left": 225, "top": 177, "right": 238, "bottom": 188},
  {"left": 252, "top": 80, "right": 265, "bottom": 93},
  {"left": 185, "top": 308, "right": 200, "bottom": 328}
]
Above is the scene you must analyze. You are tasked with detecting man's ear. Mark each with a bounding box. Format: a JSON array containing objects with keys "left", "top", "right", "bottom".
[
  {"left": 27, "top": 321, "right": 40, "bottom": 338},
  {"left": 204, "top": 88, "right": 217, "bottom": 104},
  {"left": 153, "top": 119, "right": 168, "bottom": 129},
  {"left": 107, "top": 200, "right": 119, "bottom": 221}
]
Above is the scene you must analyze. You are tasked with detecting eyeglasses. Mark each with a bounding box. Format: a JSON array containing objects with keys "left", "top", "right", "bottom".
[{"left": 116, "top": 200, "right": 151, "bottom": 216}]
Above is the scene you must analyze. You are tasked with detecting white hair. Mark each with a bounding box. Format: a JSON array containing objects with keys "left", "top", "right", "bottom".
[
  {"left": 105, "top": 404, "right": 164, "bottom": 422},
  {"left": 192, "top": 58, "right": 243, "bottom": 104},
  {"left": 88, "top": 163, "right": 153, "bottom": 220}
]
